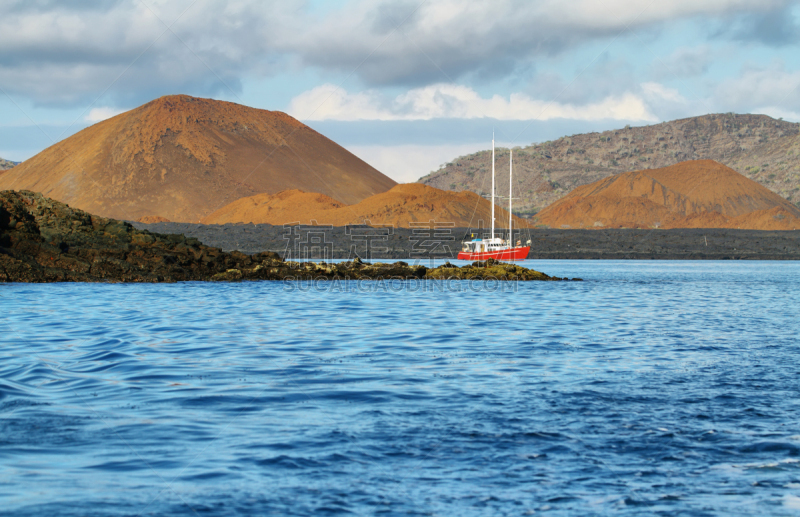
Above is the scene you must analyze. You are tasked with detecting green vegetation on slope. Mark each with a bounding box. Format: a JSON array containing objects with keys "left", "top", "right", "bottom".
[{"left": 419, "top": 114, "right": 800, "bottom": 214}]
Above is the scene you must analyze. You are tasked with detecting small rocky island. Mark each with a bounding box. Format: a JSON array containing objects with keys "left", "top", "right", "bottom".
[{"left": 0, "top": 191, "right": 573, "bottom": 283}]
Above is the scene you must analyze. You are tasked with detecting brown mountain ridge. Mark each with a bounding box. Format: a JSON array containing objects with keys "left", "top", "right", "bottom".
[
  {"left": 0, "top": 95, "right": 396, "bottom": 222},
  {"left": 533, "top": 160, "right": 800, "bottom": 230},
  {"left": 202, "top": 183, "right": 532, "bottom": 229},
  {"left": 421, "top": 113, "right": 800, "bottom": 215}
]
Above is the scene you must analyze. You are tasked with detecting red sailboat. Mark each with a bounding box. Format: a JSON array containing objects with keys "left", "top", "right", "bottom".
[{"left": 457, "top": 134, "right": 530, "bottom": 261}]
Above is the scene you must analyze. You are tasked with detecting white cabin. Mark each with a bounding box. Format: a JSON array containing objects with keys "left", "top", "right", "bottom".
[{"left": 462, "top": 237, "right": 508, "bottom": 253}]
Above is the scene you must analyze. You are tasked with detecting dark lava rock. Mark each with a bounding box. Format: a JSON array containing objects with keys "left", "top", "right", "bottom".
[
  {"left": 426, "top": 258, "right": 556, "bottom": 281},
  {"left": 0, "top": 191, "right": 565, "bottom": 283},
  {"left": 0, "top": 190, "right": 279, "bottom": 282},
  {"left": 131, "top": 222, "right": 800, "bottom": 260},
  {"left": 214, "top": 257, "right": 567, "bottom": 282}
]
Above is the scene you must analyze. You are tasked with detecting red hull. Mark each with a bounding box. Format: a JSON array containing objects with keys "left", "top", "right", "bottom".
[{"left": 457, "top": 246, "right": 530, "bottom": 261}]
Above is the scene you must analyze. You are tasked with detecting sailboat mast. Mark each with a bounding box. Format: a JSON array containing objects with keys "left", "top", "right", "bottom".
[
  {"left": 509, "top": 149, "right": 513, "bottom": 245},
  {"left": 491, "top": 133, "right": 495, "bottom": 240}
]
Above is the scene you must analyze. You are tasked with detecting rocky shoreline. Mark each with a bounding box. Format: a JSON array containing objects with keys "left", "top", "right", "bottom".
[
  {"left": 132, "top": 222, "right": 800, "bottom": 260},
  {"left": 209, "top": 256, "right": 572, "bottom": 282},
  {"left": 0, "top": 191, "right": 570, "bottom": 283}
]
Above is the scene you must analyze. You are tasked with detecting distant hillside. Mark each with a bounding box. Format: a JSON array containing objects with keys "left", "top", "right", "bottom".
[
  {"left": 0, "top": 157, "right": 18, "bottom": 170},
  {"left": 420, "top": 114, "right": 800, "bottom": 215},
  {"left": 0, "top": 95, "right": 396, "bottom": 222},
  {"left": 534, "top": 160, "right": 800, "bottom": 230},
  {"left": 202, "top": 183, "right": 532, "bottom": 228}
]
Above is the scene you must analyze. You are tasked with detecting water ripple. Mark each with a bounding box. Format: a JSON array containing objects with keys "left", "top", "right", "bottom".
[{"left": 1, "top": 260, "right": 799, "bottom": 515}]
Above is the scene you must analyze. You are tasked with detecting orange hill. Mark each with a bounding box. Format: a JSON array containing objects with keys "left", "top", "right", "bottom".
[
  {"left": 202, "top": 183, "right": 532, "bottom": 228},
  {"left": 136, "top": 215, "right": 171, "bottom": 224},
  {"left": 534, "top": 160, "right": 800, "bottom": 230},
  {"left": 0, "top": 95, "right": 395, "bottom": 222}
]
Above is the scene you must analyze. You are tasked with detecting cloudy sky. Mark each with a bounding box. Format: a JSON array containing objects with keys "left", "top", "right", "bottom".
[{"left": 1, "top": 0, "right": 799, "bottom": 181}]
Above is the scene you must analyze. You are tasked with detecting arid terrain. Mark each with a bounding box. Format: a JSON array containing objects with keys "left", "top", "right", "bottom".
[
  {"left": 202, "top": 183, "right": 531, "bottom": 228},
  {"left": 421, "top": 114, "right": 800, "bottom": 215},
  {"left": 5, "top": 97, "right": 800, "bottom": 234},
  {"left": 534, "top": 160, "right": 800, "bottom": 230},
  {"left": 0, "top": 95, "right": 396, "bottom": 222},
  {"left": 0, "top": 157, "right": 17, "bottom": 170},
  {"left": 204, "top": 160, "right": 800, "bottom": 231}
]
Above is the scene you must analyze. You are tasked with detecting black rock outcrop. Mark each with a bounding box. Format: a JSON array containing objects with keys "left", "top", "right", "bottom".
[{"left": 0, "top": 190, "right": 274, "bottom": 282}]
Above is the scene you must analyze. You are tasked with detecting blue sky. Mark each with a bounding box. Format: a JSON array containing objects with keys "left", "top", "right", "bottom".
[{"left": 2, "top": 0, "right": 799, "bottom": 182}]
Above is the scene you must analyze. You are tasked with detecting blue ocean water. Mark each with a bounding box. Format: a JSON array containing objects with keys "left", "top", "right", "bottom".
[{"left": 1, "top": 260, "right": 800, "bottom": 516}]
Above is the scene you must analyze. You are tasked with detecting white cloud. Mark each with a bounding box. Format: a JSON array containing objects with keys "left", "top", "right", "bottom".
[
  {"left": 289, "top": 83, "right": 657, "bottom": 122},
  {"left": 752, "top": 107, "right": 800, "bottom": 122},
  {"left": 652, "top": 46, "right": 713, "bottom": 79},
  {"left": 544, "top": 0, "right": 787, "bottom": 29},
  {"left": 715, "top": 62, "right": 800, "bottom": 113},
  {"left": 284, "top": 0, "right": 791, "bottom": 86},
  {"left": 0, "top": 1, "right": 792, "bottom": 106},
  {"left": 346, "top": 143, "right": 489, "bottom": 183},
  {"left": 641, "top": 82, "right": 686, "bottom": 105},
  {"left": 85, "top": 107, "right": 126, "bottom": 123},
  {"left": 0, "top": 0, "right": 294, "bottom": 105},
  {"left": 639, "top": 81, "right": 712, "bottom": 122}
]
